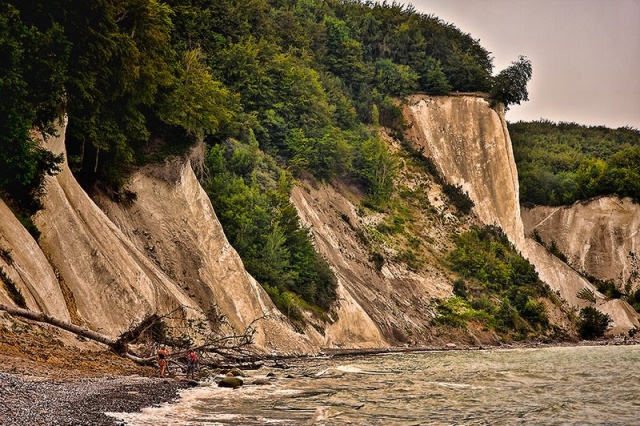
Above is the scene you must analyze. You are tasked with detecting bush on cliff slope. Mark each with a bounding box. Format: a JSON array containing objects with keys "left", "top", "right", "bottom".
[
  {"left": 443, "top": 226, "right": 553, "bottom": 338},
  {"left": 577, "top": 306, "right": 612, "bottom": 340}
]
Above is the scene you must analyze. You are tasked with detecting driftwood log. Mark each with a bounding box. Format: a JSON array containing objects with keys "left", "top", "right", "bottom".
[
  {"left": 0, "top": 304, "right": 259, "bottom": 366},
  {"left": 0, "top": 303, "right": 154, "bottom": 364}
]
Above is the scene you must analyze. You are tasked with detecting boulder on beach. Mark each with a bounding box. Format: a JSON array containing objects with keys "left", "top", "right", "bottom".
[
  {"left": 227, "top": 368, "right": 245, "bottom": 377},
  {"left": 218, "top": 377, "right": 244, "bottom": 388}
]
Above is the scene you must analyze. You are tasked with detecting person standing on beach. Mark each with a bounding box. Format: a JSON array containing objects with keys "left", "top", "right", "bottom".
[
  {"left": 186, "top": 350, "right": 198, "bottom": 379},
  {"left": 157, "top": 346, "right": 168, "bottom": 377}
]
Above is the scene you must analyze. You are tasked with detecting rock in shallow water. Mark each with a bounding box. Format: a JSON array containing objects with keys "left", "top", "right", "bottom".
[{"left": 218, "top": 377, "right": 243, "bottom": 388}]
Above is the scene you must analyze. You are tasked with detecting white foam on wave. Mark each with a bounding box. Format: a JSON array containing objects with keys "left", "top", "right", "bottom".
[
  {"left": 106, "top": 382, "right": 293, "bottom": 425},
  {"left": 428, "top": 381, "right": 488, "bottom": 390},
  {"left": 336, "top": 365, "right": 388, "bottom": 375},
  {"left": 336, "top": 365, "right": 365, "bottom": 373}
]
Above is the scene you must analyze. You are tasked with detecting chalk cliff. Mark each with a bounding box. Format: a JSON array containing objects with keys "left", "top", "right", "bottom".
[
  {"left": 92, "top": 154, "right": 315, "bottom": 352},
  {"left": 1, "top": 122, "right": 313, "bottom": 352},
  {"left": 404, "top": 95, "right": 525, "bottom": 248},
  {"left": 403, "top": 94, "right": 639, "bottom": 334},
  {"left": 522, "top": 197, "right": 640, "bottom": 292},
  {"left": 291, "top": 181, "right": 453, "bottom": 347},
  {"left": 2, "top": 93, "right": 638, "bottom": 348},
  {"left": 0, "top": 199, "right": 70, "bottom": 321}
]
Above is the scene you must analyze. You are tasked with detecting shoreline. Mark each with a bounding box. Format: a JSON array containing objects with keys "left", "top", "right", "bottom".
[
  {"left": 1, "top": 336, "right": 638, "bottom": 425},
  {"left": 266, "top": 335, "right": 640, "bottom": 361}
]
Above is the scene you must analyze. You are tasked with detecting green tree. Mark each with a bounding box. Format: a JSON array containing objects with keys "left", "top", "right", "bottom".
[
  {"left": 491, "top": 56, "right": 533, "bottom": 109},
  {"left": 358, "top": 135, "right": 396, "bottom": 204},
  {"left": 0, "top": 3, "right": 67, "bottom": 211},
  {"left": 323, "top": 16, "right": 368, "bottom": 83},
  {"left": 420, "top": 57, "right": 451, "bottom": 95},
  {"left": 575, "top": 158, "right": 608, "bottom": 198},
  {"left": 158, "top": 48, "right": 238, "bottom": 141},
  {"left": 578, "top": 306, "right": 612, "bottom": 339},
  {"left": 374, "top": 59, "right": 419, "bottom": 96}
]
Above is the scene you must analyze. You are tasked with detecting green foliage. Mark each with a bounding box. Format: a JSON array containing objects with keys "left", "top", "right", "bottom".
[
  {"left": 204, "top": 140, "right": 337, "bottom": 312},
  {"left": 511, "top": 120, "right": 640, "bottom": 205},
  {"left": 626, "top": 288, "right": 640, "bottom": 313},
  {"left": 375, "top": 59, "right": 419, "bottom": 97},
  {"left": 534, "top": 234, "right": 569, "bottom": 263},
  {"left": 420, "top": 57, "right": 452, "bottom": 95},
  {"left": 576, "top": 287, "right": 597, "bottom": 304},
  {"left": 158, "top": 48, "right": 238, "bottom": 140},
  {"left": 490, "top": 56, "right": 532, "bottom": 109},
  {"left": 577, "top": 306, "right": 612, "bottom": 339},
  {"left": 452, "top": 278, "right": 468, "bottom": 298},
  {"left": 356, "top": 135, "right": 397, "bottom": 205},
  {"left": 434, "top": 297, "right": 493, "bottom": 329},
  {"left": 592, "top": 280, "right": 623, "bottom": 300},
  {"left": 442, "top": 183, "right": 474, "bottom": 215},
  {"left": 0, "top": 3, "right": 66, "bottom": 211},
  {"left": 444, "top": 226, "right": 552, "bottom": 336}
]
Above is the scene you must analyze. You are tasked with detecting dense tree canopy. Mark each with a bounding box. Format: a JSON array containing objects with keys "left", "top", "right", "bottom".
[
  {"left": 510, "top": 120, "right": 640, "bottom": 205},
  {"left": 491, "top": 55, "right": 532, "bottom": 109}
]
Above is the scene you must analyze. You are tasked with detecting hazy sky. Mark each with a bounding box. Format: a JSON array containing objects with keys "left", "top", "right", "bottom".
[{"left": 401, "top": 0, "right": 640, "bottom": 129}]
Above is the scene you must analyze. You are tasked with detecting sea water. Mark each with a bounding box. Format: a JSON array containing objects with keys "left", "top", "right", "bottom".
[{"left": 110, "top": 345, "right": 640, "bottom": 425}]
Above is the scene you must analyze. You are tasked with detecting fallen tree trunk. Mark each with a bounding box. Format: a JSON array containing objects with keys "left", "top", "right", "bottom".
[
  {"left": 0, "top": 303, "right": 116, "bottom": 346},
  {"left": 0, "top": 303, "right": 155, "bottom": 364},
  {"left": 0, "top": 304, "right": 260, "bottom": 367}
]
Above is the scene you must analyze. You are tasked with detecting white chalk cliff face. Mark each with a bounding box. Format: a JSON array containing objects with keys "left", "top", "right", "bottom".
[
  {"left": 1, "top": 121, "right": 313, "bottom": 352},
  {"left": 31, "top": 123, "right": 205, "bottom": 336},
  {"left": 522, "top": 197, "right": 640, "bottom": 292},
  {"left": 405, "top": 95, "right": 525, "bottom": 249},
  {"left": 291, "top": 182, "right": 453, "bottom": 348},
  {"left": 0, "top": 199, "right": 70, "bottom": 321},
  {"left": 403, "top": 94, "right": 639, "bottom": 334},
  {"left": 93, "top": 155, "right": 315, "bottom": 352}
]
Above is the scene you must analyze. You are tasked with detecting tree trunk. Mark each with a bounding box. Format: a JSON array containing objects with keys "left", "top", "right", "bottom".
[{"left": 0, "top": 304, "right": 156, "bottom": 365}]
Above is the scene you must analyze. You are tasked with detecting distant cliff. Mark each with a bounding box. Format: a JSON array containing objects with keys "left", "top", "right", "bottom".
[
  {"left": 403, "top": 94, "right": 639, "bottom": 334},
  {"left": 522, "top": 197, "right": 640, "bottom": 292}
]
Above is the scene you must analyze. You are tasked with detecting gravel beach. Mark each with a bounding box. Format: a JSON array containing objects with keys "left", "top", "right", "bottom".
[
  {"left": 0, "top": 371, "right": 192, "bottom": 425},
  {"left": 0, "top": 316, "right": 196, "bottom": 425}
]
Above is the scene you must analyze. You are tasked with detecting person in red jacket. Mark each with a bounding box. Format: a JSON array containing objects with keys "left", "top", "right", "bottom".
[{"left": 186, "top": 350, "right": 198, "bottom": 379}]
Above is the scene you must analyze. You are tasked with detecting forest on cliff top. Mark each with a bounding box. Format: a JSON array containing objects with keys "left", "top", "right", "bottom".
[{"left": 510, "top": 120, "right": 640, "bottom": 206}]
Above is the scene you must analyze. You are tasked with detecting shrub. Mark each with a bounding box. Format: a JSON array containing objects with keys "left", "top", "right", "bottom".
[
  {"left": 442, "top": 183, "right": 474, "bottom": 215},
  {"left": 578, "top": 306, "right": 612, "bottom": 339},
  {"left": 576, "top": 287, "right": 597, "bottom": 304},
  {"left": 452, "top": 279, "right": 468, "bottom": 298},
  {"left": 448, "top": 226, "right": 554, "bottom": 336}
]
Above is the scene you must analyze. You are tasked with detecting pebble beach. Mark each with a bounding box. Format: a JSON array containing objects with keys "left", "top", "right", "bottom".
[{"left": 0, "top": 371, "right": 191, "bottom": 425}]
